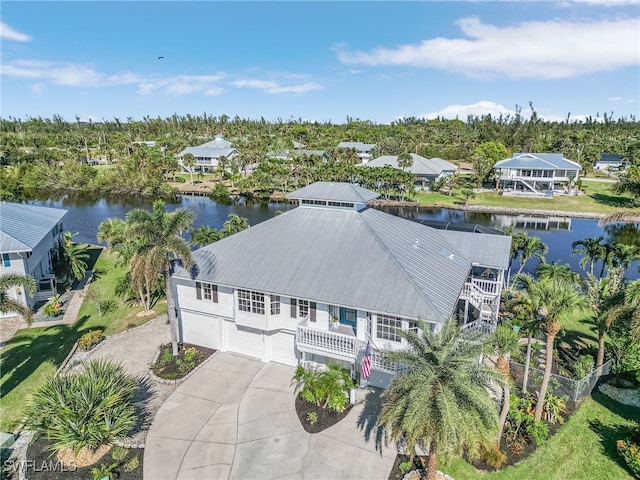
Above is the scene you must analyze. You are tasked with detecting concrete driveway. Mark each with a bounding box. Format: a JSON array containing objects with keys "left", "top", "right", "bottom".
[{"left": 144, "top": 353, "right": 396, "bottom": 480}]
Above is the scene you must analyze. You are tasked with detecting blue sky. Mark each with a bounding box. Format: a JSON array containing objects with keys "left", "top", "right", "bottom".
[{"left": 2, "top": 1, "right": 639, "bottom": 124}]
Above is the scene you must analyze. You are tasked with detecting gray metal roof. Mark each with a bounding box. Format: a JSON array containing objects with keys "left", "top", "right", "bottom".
[
  {"left": 178, "top": 146, "right": 237, "bottom": 159},
  {"left": 285, "top": 182, "right": 380, "bottom": 203},
  {"left": 337, "top": 141, "right": 377, "bottom": 152},
  {"left": 0, "top": 202, "right": 68, "bottom": 253},
  {"left": 438, "top": 230, "right": 511, "bottom": 269},
  {"left": 366, "top": 154, "right": 457, "bottom": 176},
  {"left": 174, "top": 205, "right": 473, "bottom": 322},
  {"left": 494, "top": 153, "right": 582, "bottom": 171}
]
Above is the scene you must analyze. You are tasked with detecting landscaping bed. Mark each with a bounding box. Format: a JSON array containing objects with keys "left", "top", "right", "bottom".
[
  {"left": 151, "top": 343, "right": 215, "bottom": 379},
  {"left": 24, "top": 438, "right": 143, "bottom": 480},
  {"left": 294, "top": 394, "right": 353, "bottom": 434}
]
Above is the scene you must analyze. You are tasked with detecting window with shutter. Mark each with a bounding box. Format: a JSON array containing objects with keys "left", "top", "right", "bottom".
[{"left": 290, "top": 299, "right": 297, "bottom": 318}]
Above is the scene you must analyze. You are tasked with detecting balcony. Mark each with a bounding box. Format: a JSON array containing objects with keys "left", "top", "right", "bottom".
[{"left": 296, "top": 318, "right": 359, "bottom": 362}]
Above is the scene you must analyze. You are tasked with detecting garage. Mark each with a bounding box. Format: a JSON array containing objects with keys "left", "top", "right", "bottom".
[
  {"left": 268, "top": 330, "right": 298, "bottom": 366},
  {"left": 225, "top": 321, "right": 265, "bottom": 361},
  {"left": 179, "top": 310, "right": 222, "bottom": 350}
]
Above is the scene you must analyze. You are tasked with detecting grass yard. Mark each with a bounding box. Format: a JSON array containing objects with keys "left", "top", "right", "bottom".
[
  {"left": 0, "top": 248, "right": 166, "bottom": 432},
  {"left": 413, "top": 179, "right": 634, "bottom": 215},
  {"left": 439, "top": 392, "right": 639, "bottom": 480}
]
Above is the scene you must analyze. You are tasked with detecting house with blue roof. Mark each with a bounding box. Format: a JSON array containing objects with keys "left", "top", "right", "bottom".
[
  {"left": 171, "top": 182, "right": 511, "bottom": 388},
  {"left": 177, "top": 134, "right": 239, "bottom": 173},
  {"left": 494, "top": 153, "right": 582, "bottom": 196},
  {"left": 0, "top": 202, "right": 68, "bottom": 318}
]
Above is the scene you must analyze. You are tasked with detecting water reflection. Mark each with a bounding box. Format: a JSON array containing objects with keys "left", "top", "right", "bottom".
[{"left": 604, "top": 223, "right": 640, "bottom": 247}]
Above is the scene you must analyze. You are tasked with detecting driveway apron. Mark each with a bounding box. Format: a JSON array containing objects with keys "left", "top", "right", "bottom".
[{"left": 144, "top": 353, "right": 395, "bottom": 480}]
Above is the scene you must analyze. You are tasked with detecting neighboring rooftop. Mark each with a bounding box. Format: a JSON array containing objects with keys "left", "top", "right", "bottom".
[
  {"left": 337, "top": 141, "right": 377, "bottom": 152},
  {"left": 366, "top": 154, "right": 457, "bottom": 175},
  {"left": 494, "top": 153, "right": 582, "bottom": 170},
  {"left": 0, "top": 202, "right": 68, "bottom": 252},
  {"left": 286, "top": 182, "right": 380, "bottom": 204},
  {"left": 177, "top": 135, "right": 236, "bottom": 158}
]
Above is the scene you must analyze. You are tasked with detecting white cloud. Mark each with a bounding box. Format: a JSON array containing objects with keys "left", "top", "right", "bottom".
[
  {"left": 233, "top": 78, "right": 323, "bottom": 94},
  {"left": 607, "top": 96, "right": 624, "bottom": 101},
  {"left": 0, "top": 22, "right": 31, "bottom": 42},
  {"left": 30, "top": 83, "right": 44, "bottom": 94},
  {"left": 2, "top": 60, "right": 226, "bottom": 95},
  {"left": 566, "top": 0, "right": 640, "bottom": 6},
  {"left": 336, "top": 16, "right": 639, "bottom": 79},
  {"left": 417, "top": 101, "right": 597, "bottom": 122}
]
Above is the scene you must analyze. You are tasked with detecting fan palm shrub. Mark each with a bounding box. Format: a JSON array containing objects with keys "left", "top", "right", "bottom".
[
  {"left": 24, "top": 359, "right": 137, "bottom": 455},
  {"left": 377, "top": 319, "right": 503, "bottom": 480}
]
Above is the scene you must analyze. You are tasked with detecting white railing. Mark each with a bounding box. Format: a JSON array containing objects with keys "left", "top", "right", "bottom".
[
  {"left": 461, "top": 283, "right": 498, "bottom": 308},
  {"left": 460, "top": 319, "right": 496, "bottom": 337},
  {"left": 296, "top": 319, "right": 359, "bottom": 359},
  {"left": 469, "top": 278, "right": 499, "bottom": 295},
  {"left": 369, "top": 351, "right": 410, "bottom": 375}
]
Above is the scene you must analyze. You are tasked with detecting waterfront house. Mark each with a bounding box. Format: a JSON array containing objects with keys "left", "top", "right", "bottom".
[
  {"left": 177, "top": 134, "right": 239, "bottom": 173},
  {"left": 172, "top": 182, "right": 510, "bottom": 388},
  {"left": 0, "top": 202, "right": 68, "bottom": 318},
  {"left": 365, "top": 154, "right": 458, "bottom": 189},
  {"left": 594, "top": 153, "right": 626, "bottom": 171},
  {"left": 337, "top": 141, "right": 378, "bottom": 163},
  {"left": 494, "top": 153, "right": 582, "bottom": 196}
]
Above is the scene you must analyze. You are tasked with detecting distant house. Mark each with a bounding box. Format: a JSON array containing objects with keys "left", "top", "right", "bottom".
[
  {"left": 595, "top": 153, "right": 626, "bottom": 171},
  {"left": 0, "top": 202, "right": 68, "bottom": 318},
  {"left": 366, "top": 154, "right": 457, "bottom": 189},
  {"left": 270, "top": 149, "right": 329, "bottom": 163},
  {"left": 494, "top": 153, "right": 582, "bottom": 197},
  {"left": 177, "top": 134, "right": 239, "bottom": 173},
  {"left": 337, "top": 141, "right": 377, "bottom": 163},
  {"left": 171, "top": 182, "right": 511, "bottom": 388}
]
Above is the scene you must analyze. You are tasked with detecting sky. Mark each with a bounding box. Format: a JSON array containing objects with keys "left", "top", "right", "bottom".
[{"left": 1, "top": 1, "right": 639, "bottom": 124}]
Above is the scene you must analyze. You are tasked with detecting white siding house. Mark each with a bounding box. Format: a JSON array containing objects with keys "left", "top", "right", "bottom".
[
  {"left": 177, "top": 134, "right": 239, "bottom": 173},
  {"left": 0, "top": 202, "right": 68, "bottom": 318},
  {"left": 366, "top": 154, "right": 458, "bottom": 189},
  {"left": 172, "top": 182, "right": 511, "bottom": 387}
]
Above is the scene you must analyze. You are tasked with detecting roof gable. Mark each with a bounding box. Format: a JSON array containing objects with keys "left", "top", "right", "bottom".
[
  {"left": 366, "top": 154, "right": 457, "bottom": 175},
  {"left": 494, "top": 153, "right": 582, "bottom": 170},
  {"left": 286, "top": 182, "right": 380, "bottom": 203}
]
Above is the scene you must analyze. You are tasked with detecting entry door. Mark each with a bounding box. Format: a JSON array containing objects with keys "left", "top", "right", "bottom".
[{"left": 339, "top": 308, "right": 357, "bottom": 329}]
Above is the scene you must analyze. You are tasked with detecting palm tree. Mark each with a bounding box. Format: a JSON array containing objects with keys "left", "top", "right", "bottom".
[
  {"left": 96, "top": 218, "right": 128, "bottom": 248},
  {"left": 182, "top": 153, "right": 196, "bottom": 184},
  {"left": 488, "top": 325, "right": 520, "bottom": 443},
  {"left": 609, "top": 243, "right": 639, "bottom": 272},
  {"left": 54, "top": 232, "right": 90, "bottom": 285},
  {"left": 221, "top": 214, "right": 250, "bottom": 238},
  {"left": 571, "top": 236, "right": 604, "bottom": 276},
  {"left": 397, "top": 151, "right": 413, "bottom": 171},
  {"left": 535, "top": 261, "right": 580, "bottom": 285},
  {"left": 0, "top": 273, "right": 37, "bottom": 324},
  {"left": 126, "top": 200, "right": 195, "bottom": 355},
  {"left": 378, "top": 319, "right": 502, "bottom": 480},
  {"left": 513, "top": 233, "right": 548, "bottom": 279},
  {"left": 586, "top": 268, "right": 626, "bottom": 368},
  {"left": 190, "top": 225, "right": 220, "bottom": 248},
  {"left": 517, "top": 275, "right": 587, "bottom": 421}
]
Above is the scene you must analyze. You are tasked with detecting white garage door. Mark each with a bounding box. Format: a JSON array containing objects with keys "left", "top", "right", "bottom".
[
  {"left": 268, "top": 331, "right": 298, "bottom": 366},
  {"left": 179, "top": 311, "right": 222, "bottom": 350},
  {"left": 225, "top": 322, "right": 265, "bottom": 361}
]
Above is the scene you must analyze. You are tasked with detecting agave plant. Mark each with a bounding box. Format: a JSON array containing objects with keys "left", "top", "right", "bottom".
[{"left": 25, "top": 359, "right": 137, "bottom": 455}]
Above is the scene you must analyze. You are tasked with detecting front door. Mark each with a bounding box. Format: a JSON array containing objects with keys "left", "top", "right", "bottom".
[{"left": 339, "top": 308, "right": 357, "bottom": 329}]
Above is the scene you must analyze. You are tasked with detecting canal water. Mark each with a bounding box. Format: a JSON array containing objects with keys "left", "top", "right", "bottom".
[{"left": 25, "top": 191, "right": 639, "bottom": 278}]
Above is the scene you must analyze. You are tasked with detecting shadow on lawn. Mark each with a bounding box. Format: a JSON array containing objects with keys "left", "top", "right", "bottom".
[
  {"left": 0, "top": 315, "right": 104, "bottom": 399},
  {"left": 589, "top": 389, "right": 640, "bottom": 476},
  {"left": 590, "top": 193, "right": 633, "bottom": 209}
]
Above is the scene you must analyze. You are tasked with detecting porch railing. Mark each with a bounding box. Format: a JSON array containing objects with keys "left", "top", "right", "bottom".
[{"left": 296, "top": 318, "right": 358, "bottom": 360}]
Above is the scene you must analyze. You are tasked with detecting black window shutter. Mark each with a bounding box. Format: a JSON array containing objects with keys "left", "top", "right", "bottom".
[
  {"left": 310, "top": 302, "right": 316, "bottom": 322},
  {"left": 212, "top": 285, "right": 218, "bottom": 303},
  {"left": 196, "top": 282, "right": 202, "bottom": 300},
  {"left": 290, "top": 299, "right": 297, "bottom": 318}
]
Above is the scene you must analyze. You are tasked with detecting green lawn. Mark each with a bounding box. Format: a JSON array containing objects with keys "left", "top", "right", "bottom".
[
  {"left": 439, "top": 392, "right": 639, "bottom": 480},
  {"left": 0, "top": 248, "right": 166, "bottom": 432},
  {"left": 413, "top": 180, "right": 634, "bottom": 215}
]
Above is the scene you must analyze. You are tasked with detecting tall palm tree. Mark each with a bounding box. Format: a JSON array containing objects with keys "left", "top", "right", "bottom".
[
  {"left": 126, "top": 200, "right": 195, "bottom": 355},
  {"left": 571, "top": 236, "right": 604, "bottom": 276},
  {"left": 586, "top": 268, "right": 625, "bottom": 368},
  {"left": 513, "top": 233, "right": 548, "bottom": 279},
  {"left": 96, "top": 218, "right": 128, "bottom": 248},
  {"left": 221, "top": 214, "right": 250, "bottom": 238},
  {"left": 54, "top": 232, "right": 90, "bottom": 285},
  {"left": 0, "top": 273, "right": 37, "bottom": 324},
  {"left": 517, "top": 275, "right": 587, "bottom": 421},
  {"left": 397, "top": 151, "right": 413, "bottom": 171},
  {"left": 182, "top": 153, "right": 196, "bottom": 184},
  {"left": 488, "top": 325, "right": 520, "bottom": 443},
  {"left": 609, "top": 243, "right": 639, "bottom": 272},
  {"left": 535, "top": 261, "right": 580, "bottom": 285},
  {"left": 378, "top": 319, "right": 502, "bottom": 480}
]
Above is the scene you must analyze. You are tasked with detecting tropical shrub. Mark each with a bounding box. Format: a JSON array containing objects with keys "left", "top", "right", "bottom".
[
  {"left": 91, "top": 462, "right": 118, "bottom": 480},
  {"left": 43, "top": 301, "right": 61, "bottom": 317},
  {"left": 526, "top": 420, "right": 549, "bottom": 447},
  {"left": 291, "top": 363, "right": 354, "bottom": 412},
  {"left": 543, "top": 393, "right": 567, "bottom": 424},
  {"left": 124, "top": 455, "right": 140, "bottom": 473},
  {"left": 617, "top": 428, "right": 640, "bottom": 478},
  {"left": 574, "top": 354, "right": 595, "bottom": 378},
  {"left": 24, "top": 360, "right": 137, "bottom": 455},
  {"left": 479, "top": 443, "right": 508, "bottom": 469},
  {"left": 78, "top": 329, "right": 104, "bottom": 350}
]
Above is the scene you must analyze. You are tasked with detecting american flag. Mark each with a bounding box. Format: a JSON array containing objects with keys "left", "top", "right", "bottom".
[{"left": 361, "top": 341, "right": 371, "bottom": 379}]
